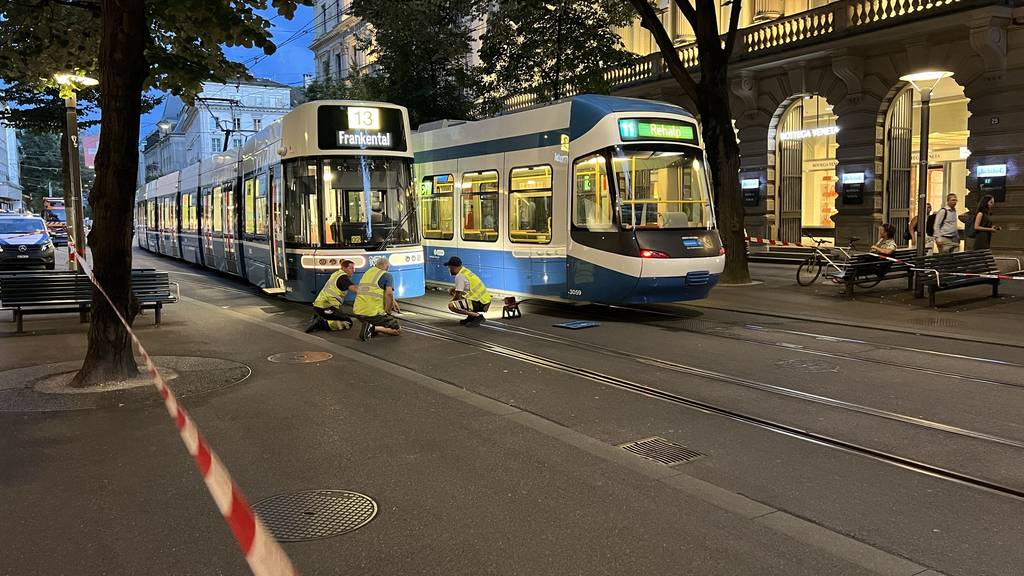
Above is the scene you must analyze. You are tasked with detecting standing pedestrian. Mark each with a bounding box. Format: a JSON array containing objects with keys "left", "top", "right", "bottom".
[
  {"left": 908, "top": 203, "right": 933, "bottom": 252},
  {"left": 933, "top": 193, "right": 961, "bottom": 253},
  {"left": 353, "top": 258, "right": 402, "bottom": 341},
  {"left": 970, "top": 195, "right": 1001, "bottom": 250},
  {"left": 444, "top": 256, "right": 492, "bottom": 325},
  {"left": 306, "top": 259, "right": 357, "bottom": 333}
]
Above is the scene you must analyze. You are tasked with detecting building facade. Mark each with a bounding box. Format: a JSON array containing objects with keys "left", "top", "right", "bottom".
[
  {"left": 0, "top": 121, "right": 22, "bottom": 212},
  {"left": 142, "top": 79, "right": 293, "bottom": 180},
  {"left": 310, "top": 0, "right": 372, "bottom": 81},
  {"left": 508, "top": 0, "right": 1023, "bottom": 252}
]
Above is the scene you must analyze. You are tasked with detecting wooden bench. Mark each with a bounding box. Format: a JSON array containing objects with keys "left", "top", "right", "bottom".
[
  {"left": 913, "top": 249, "right": 1000, "bottom": 307},
  {"left": 827, "top": 248, "right": 918, "bottom": 297},
  {"left": 0, "top": 269, "right": 178, "bottom": 332}
]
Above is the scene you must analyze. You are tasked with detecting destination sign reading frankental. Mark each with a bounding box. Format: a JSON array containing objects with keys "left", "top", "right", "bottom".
[
  {"left": 317, "top": 105, "right": 408, "bottom": 152},
  {"left": 618, "top": 119, "right": 696, "bottom": 143}
]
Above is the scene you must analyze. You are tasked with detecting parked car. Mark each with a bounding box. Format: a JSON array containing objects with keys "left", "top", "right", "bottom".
[{"left": 0, "top": 215, "right": 56, "bottom": 270}]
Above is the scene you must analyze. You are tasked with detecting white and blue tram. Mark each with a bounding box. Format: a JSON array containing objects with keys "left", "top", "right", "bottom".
[
  {"left": 135, "top": 101, "right": 425, "bottom": 302},
  {"left": 413, "top": 95, "right": 725, "bottom": 304}
]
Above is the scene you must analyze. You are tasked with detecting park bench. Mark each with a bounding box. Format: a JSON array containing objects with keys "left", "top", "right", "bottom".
[
  {"left": 0, "top": 269, "right": 178, "bottom": 333},
  {"left": 827, "top": 248, "right": 918, "bottom": 297},
  {"left": 913, "top": 249, "right": 1000, "bottom": 307}
]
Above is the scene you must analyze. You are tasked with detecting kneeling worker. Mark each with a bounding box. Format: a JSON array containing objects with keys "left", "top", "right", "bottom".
[
  {"left": 306, "top": 259, "right": 358, "bottom": 333},
  {"left": 445, "top": 256, "right": 491, "bottom": 325},
  {"left": 354, "top": 258, "right": 402, "bottom": 341}
]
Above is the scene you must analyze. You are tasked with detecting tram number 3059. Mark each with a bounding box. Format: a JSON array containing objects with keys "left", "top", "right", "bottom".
[{"left": 568, "top": 289, "right": 583, "bottom": 296}]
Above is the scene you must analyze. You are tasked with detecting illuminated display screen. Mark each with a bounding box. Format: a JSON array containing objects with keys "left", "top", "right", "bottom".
[
  {"left": 618, "top": 118, "right": 696, "bottom": 143},
  {"left": 317, "top": 105, "right": 407, "bottom": 151}
]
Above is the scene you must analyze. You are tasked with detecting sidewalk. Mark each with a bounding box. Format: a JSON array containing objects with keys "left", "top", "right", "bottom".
[
  {"left": 692, "top": 262, "right": 1024, "bottom": 347},
  {"left": 0, "top": 286, "right": 884, "bottom": 575}
]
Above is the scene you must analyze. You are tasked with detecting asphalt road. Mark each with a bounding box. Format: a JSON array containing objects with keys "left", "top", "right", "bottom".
[{"left": 3, "top": 248, "right": 1023, "bottom": 575}]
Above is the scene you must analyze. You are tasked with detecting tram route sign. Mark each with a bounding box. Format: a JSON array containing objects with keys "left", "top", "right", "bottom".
[
  {"left": 618, "top": 118, "right": 697, "bottom": 143},
  {"left": 318, "top": 105, "right": 408, "bottom": 152}
]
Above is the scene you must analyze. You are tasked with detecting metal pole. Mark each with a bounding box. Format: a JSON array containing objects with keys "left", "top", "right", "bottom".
[
  {"left": 553, "top": 0, "right": 564, "bottom": 101},
  {"left": 63, "top": 93, "right": 85, "bottom": 270},
  {"left": 915, "top": 88, "right": 931, "bottom": 258}
]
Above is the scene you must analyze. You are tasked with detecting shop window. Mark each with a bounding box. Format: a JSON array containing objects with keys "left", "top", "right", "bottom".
[
  {"left": 509, "top": 165, "right": 552, "bottom": 244},
  {"left": 572, "top": 154, "right": 614, "bottom": 231},
  {"left": 461, "top": 171, "right": 499, "bottom": 242},
  {"left": 421, "top": 174, "right": 454, "bottom": 240}
]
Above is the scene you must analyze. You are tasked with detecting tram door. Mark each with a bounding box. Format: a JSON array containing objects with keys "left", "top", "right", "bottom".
[
  {"left": 269, "top": 164, "right": 287, "bottom": 290},
  {"left": 223, "top": 182, "right": 239, "bottom": 274}
]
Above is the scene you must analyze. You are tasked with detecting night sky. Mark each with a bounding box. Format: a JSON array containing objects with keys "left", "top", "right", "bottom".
[{"left": 134, "top": 4, "right": 315, "bottom": 142}]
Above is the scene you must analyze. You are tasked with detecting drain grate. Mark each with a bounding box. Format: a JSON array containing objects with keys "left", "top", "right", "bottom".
[
  {"left": 907, "top": 318, "right": 963, "bottom": 329},
  {"left": 619, "top": 437, "right": 704, "bottom": 466},
  {"left": 267, "top": 351, "right": 333, "bottom": 364},
  {"left": 253, "top": 490, "right": 377, "bottom": 542}
]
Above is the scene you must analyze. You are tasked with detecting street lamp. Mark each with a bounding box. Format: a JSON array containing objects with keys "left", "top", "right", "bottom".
[
  {"left": 53, "top": 72, "right": 98, "bottom": 270},
  {"left": 157, "top": 120, "right": 173, "bottom": 132},
  {"left": 900, "top": 70, "right": 952, "bottom": 257},
  {"left": 543, "top": 1, "right": 566, "bottom": 101}
]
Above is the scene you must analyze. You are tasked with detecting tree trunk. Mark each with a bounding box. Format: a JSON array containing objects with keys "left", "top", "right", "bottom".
[
  {"left": 71, "top": 0, "right": 148, "bottom": 387},
  {"left": 697, "top": 60, "right": 751, "bottom": 284}
]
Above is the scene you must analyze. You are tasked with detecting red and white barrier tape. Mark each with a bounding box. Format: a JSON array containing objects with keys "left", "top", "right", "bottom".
[
  {"left": 75, "top": 255, "right": 297, "bottom": 576},
  {"left": 745, "top": 236, "right": 807, "bottom": 248}
]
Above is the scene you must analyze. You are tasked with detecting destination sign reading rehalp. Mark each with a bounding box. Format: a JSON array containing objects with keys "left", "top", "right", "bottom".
[
  {"left": 619, "top": 119, "right": 696, "bottom": 143},
  {"left": 317, "top": 105, "right": 408, "bottom": 152}
]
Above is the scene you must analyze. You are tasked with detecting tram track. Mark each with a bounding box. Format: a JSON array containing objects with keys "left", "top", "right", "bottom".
[
  {"left": 513, "top": 297, "right": 1024, "bottom": 388},
  {"left": 399, "top": 315, "right": 1024, "bottom": 501},
  {"left": 401, "top": 301, "right": 1024, "bottom": 450}
]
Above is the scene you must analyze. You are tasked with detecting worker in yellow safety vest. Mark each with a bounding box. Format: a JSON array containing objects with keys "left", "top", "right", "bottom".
[
  {"left": 444, "top": 256, "right": 492, "bottom": 325},
  {"left": 353, "top": 257, "right": 402, "bottom": 341},
  {"left": 306, "top": 259, "right": 357, "bottom": 333}
]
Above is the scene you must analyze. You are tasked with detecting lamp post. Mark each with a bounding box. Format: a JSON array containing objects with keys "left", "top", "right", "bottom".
[
  {"left": 54, "top": 72, "right": 98, "bottom": 270},
  {"left": 544, "top": 1, "right": 566, "bottom": 101},
  {"left": 899, "top": 70, "right": 953, "bottom": 257}
]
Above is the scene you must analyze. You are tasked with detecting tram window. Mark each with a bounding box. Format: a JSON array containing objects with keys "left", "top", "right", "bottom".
[
  {"left": 201, "top": 187, "right": 213, "bottom": 233},
  {"left": 181, "top": 194, "right": 191, "bottom": 232},
  {"left": 573, "top": 154, "right": 614, "bottom": 231},
  {"left": 212, "top": 185, "right": 223, "bottom": 233},
  {"left": 147, "top": 200, "right": 155, "bottom": 230},
  {"left": 421, "top": 174, "right": 454, "bottom": 240},
  {"left": 243, "top": 176, "right": 256, "bottom": 235},
  {"left": 461, "top": 171, "right": 499, "bottom": 242},
  {"left": 509, "top": 165, "right": 552, "bottom": 244},
  {"left": 611, "top": 147, "right": 711, "bottom": 230},
  {"left": 283, "top": 160, "right": 318, "bottom": 246},
  {"left": 255, "top": 172, "right": 268, "bottom": 236}
]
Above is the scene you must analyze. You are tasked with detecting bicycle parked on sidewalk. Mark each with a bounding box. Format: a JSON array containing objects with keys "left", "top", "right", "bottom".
[{"left": 796, "top": 234, "right": 861, "bottom": 286}]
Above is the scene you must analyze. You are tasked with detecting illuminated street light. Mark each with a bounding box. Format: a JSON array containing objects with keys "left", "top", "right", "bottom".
[
  {"left": 53, "top": 72, "right": 98, "bottom": 270},
  {"left": 157, "top": 120, "right": 173, "bottom": 132},
  {"left": 900, "top": 70, "right": 953, "bottom": 257}
]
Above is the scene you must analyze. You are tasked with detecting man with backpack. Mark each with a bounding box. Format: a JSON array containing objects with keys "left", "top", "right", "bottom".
[
  {"left": 908, "top": 203, "right": 934, "bottom": 252},
  {"left": 933, "top": 193, "right": 961, "bottom": 253}
]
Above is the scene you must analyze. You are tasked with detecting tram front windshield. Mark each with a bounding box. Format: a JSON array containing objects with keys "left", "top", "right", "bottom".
[
  {"left": 284, "top": 156, "right": 419, "bottom": 248},
  {"left": 611, "top": 146, "right": 713, "bottom": 230}
]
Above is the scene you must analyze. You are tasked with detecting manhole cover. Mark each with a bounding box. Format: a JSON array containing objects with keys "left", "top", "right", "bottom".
[
  {"left": 253, "top": 490, "right": 377, "bottom": 542},
  {"left": 619, "top": 437, "right": 704, "bottom": 466},
  {"left": 775, "top": 358, "right": 839, "bottom": 373},
  {"left": 267, "top": 351, "right": 333, "bottom": 364}
]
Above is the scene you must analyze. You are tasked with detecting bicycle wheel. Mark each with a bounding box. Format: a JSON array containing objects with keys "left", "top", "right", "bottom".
[{"left": 796, "top": 256, "right": 822, "bottom": 286}]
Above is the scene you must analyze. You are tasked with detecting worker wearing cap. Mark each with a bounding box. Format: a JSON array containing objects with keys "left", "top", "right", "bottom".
[
  {"left": 445, "top": 256, "right": 492, "bottom": 325},
  {"left": 353, "top": 257, "right": 402, "bottom": 341}
]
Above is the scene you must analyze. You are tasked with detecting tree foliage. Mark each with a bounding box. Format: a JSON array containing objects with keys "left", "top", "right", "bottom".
[
  {"left": 477, "top": 0, "right": 635, "bottom": 115},
  {"left": 0, "top": 0, "right": 312, "bottom": 386},
  {"left": 351, "top": 0, "right": 481, "bottom": 127},
  {"left": 302, "top": 70, "right": 382, "bottom": 103}
]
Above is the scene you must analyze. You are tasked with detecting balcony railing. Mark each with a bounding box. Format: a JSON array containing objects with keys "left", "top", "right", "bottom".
[{"left": 503, "top": 0, "right": 998, "bottom": 112}]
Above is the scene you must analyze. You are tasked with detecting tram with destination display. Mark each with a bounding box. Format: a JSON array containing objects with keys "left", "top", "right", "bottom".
[
  {"left": 413, "top": 94, "right": 724, "bottom": 304},
  {"left": 135, "top": 101, "right": 424, "bottom": 302}
]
